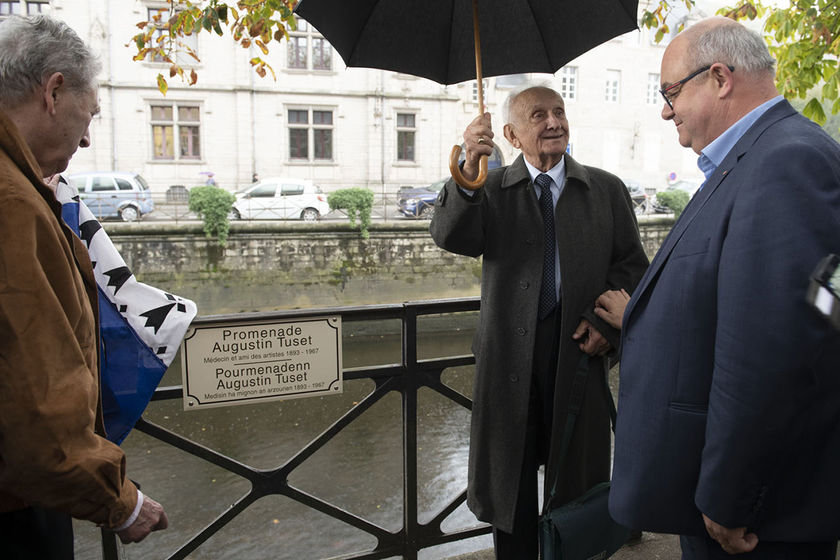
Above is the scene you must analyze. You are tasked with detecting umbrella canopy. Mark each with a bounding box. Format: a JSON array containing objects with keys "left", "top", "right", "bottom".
[{"left": 294, "top": 0, "right": 639, "bottom": 86}]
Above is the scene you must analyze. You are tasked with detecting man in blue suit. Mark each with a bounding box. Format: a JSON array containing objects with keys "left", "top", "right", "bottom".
[{"left": 608, "top": 17, "right": 840, "bottom": 559}]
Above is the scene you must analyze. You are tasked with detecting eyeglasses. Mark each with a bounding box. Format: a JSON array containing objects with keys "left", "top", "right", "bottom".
[{"left": 660, "top": 64, "right": 735, "bottom": 110}]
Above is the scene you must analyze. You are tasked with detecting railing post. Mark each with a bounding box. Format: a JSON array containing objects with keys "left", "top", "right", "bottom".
[
  {"left": 402, "top": 305, "right": 419, "bottom": 560},
  {"left": 100, "top": 528, "right": 120, "bottom": 560}
]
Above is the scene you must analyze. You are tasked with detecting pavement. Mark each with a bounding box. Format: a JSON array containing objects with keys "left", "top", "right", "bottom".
[
  {"left": 446, "top": 534, "right": 840, "bottom": 560},
  {"left": 446, "top": 532, "right": 683, "bottom": 559}
]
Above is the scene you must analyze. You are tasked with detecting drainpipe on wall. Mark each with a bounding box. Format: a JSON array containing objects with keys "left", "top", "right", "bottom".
[
  {"left": 106, "top": 0, "right": 116, "bottom": 171},
  {"left": 379, "top": 70, "right": 386, "bottom": 220}
]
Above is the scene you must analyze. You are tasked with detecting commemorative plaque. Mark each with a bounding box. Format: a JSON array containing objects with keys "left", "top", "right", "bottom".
[{"left": 180, "top": 315, "right": 342, "bottom": 410}]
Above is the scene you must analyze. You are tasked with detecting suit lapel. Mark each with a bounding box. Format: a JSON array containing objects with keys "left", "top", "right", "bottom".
[{"left": 624, "top": 100, "right": 798, "bottom": 324}]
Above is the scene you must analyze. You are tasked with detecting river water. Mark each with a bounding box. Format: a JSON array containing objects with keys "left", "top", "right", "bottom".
[
  {"left": 72, "top": 272, "right": 624, "bottom": 560},
  {"left": 73, "top": 294, "right": 497, "bottom": 559}
]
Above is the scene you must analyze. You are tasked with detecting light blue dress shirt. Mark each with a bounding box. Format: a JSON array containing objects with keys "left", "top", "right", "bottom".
[
  {"left": 697, "top": 95, "right": 785, "bottom": 182},
  {"left": 458, "top": 156, "right": 567, "bottom": 300}
]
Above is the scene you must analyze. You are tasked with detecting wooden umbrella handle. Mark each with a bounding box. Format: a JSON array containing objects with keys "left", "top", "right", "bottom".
[
  {"left": 449, "top": 146, "right": 488, "bottom": 190},
  {"left": 448, "top": 0, "right": 487, "bottom": 191}
]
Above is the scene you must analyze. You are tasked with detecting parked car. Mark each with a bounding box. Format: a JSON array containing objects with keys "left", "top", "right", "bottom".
[
  {"left": 230, "top": 178, "right": 329, "bottom": 221},
  {"left": 397, "top": 177, "right": 447, "bottom": 219},
  {"left": 623, "top": 179, "right": 649, "bottom": 215},
  {"left": 66, "top": 171, "right": 154, "bottom": 222}
]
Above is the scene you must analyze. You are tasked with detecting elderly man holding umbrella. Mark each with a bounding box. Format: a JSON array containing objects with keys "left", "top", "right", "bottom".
[
  {"left": 430, "top": 85, "right": 648, "bottom": 556},
  {"left": 295, "top": 1, "right": 646, "bottom": 555}
]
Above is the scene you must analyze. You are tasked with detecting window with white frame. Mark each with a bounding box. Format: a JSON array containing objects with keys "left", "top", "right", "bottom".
[
  {"left": 0, "top": 0, "right": 48, "bottom": 17},
  {"left": 559, "top": 67, "right": 577, "bottom": 101},
  {"left": 287, "top": 20, "right": 331, "bottom": 71},
  {"left": 396, "top": 113, "right": 416, "bottom": 161},
  {"left": 288, "top": 108, "right": 333, "bottom": 161},
  {"left": 605, "top": 69, "right": 620, "bottom": 103},
  {"left": 150, "top": 103, "right": 201, "bottom": 160},
  {"left": 471, "top": 80, "right": 487, "bottom": 106},
  {"left": 146, "top": 5, "right": 198, "bottom": 64},
  {"left": 647, "top": 73, "right": 661, "bottom": 105}
]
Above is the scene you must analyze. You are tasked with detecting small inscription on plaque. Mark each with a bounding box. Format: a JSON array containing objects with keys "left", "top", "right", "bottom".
[{"left": 180, "top": 316, "right": 342, "bottom": 410}]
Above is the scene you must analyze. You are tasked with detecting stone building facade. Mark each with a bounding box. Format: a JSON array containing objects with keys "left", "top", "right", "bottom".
[{"left": 3, "top": 0, "right": 710, "bottom": 195}]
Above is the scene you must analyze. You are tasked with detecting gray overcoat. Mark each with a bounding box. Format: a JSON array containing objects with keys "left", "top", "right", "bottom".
[{"left": 430, "top": 154, "right": 648, "bottom": 532}]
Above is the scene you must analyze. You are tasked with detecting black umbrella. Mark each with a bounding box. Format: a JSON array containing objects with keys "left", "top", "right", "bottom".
[{"left": 294, "top": 0, "right": 639, "bottom": 188}]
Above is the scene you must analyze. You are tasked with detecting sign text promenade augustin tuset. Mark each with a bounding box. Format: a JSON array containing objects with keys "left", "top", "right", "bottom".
[{"left": 180, "top": 316, "right": 342, "bottom": 410}]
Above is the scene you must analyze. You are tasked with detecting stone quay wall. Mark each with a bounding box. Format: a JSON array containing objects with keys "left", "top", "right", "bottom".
[{"left": 103, "top": 218, "right": 673, "bottom": 315}]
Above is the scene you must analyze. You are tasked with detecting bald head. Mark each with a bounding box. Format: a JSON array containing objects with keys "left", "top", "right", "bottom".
[
  {"left": 680, "top": 17, "right": 775, "bottom": 81},
  {"left": 659, "top": 17, "right": 779, "bottom": 153}
]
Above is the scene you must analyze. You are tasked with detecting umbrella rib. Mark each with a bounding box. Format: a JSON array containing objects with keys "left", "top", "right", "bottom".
[
  {"left": 446, "top": 0, "right": 458, "bottom": 85},
  {"left": 523, "top": 0, "right": 554, "bottom": 71},
  {"left": 617, "top": 0, "right": 640, "bottom": 28},
  {"left": 342, "top": 0, "right": 386, "bottom": 69}
]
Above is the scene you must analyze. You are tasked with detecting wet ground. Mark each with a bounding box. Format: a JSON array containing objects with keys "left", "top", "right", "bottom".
[{"left": 448, "top": 531, "right": 682, "bottom": 559}]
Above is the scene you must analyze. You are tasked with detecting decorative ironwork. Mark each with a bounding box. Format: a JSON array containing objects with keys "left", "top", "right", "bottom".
[{"left": 102, "top": 298, "right": 488, "bottom": 560}]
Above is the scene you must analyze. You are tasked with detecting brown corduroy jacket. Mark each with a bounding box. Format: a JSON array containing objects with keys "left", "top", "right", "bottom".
[{"left": 0, "top": 109, "right": 137, "bottom": 528}]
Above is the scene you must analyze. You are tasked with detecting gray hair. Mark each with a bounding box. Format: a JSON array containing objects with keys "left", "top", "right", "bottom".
[
  {"left": 502, "top": 82, "right": 558, "bottom": 125},
  {"left": 687, "top": 21, "right": 775, "bottom": 77},
  {"left": 0, "top": 15, "right": 101, "bottom": 108}
]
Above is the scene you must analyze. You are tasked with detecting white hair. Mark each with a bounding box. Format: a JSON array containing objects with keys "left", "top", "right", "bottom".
[
  {"left": 502, "top": 81, "right": 558, "bottom": 125},
  {"left": 0, "top": 15, "right": 101, "bottom": 108}
]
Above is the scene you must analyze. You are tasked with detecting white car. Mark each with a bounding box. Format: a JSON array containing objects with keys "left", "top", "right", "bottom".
[{"left": 230, "top": 178, "right": 330, "bottom": 221}]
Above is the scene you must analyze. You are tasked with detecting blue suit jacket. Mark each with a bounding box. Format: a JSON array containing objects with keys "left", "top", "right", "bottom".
[{"left": 609, "top": 100, "right": 840, "bottom": 541}]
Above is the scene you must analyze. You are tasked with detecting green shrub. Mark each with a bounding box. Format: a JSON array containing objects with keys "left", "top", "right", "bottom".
[
  {"left": 188, "top": 186, "right": 236, "bottom": 245},
  {"left": 328, "top": 187, "right": 374, "bottom": 239},
  {"left": 655, "top": 190, "right": 690, "bottom": 218}
]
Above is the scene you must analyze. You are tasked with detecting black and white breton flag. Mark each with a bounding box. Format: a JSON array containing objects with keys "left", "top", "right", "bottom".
[{"left": 55, "top": 176, "right": 197, "bottom": 444}]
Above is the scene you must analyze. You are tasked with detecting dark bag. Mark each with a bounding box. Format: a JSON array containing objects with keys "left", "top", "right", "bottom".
[{"left": 538, "top": 355, "right": 633, "bottom": 560}]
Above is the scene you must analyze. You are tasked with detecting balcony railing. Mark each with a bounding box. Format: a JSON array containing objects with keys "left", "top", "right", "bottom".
[{"left": 100, "top": 298, "right": 489, "bottom": 560}]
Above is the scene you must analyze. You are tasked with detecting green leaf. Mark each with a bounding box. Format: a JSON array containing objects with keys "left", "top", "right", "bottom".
[
  {"left": 803, "top": 96, "right": 827, "bottom": 125},
  {"left": 156, "top": 73, "right": 169, "bottom": 96}
]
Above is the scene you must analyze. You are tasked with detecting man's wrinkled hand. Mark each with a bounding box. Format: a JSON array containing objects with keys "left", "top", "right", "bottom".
[
  {"left": 461, "top": 112, "right": 494, "bottom": 182},
  {"left": 117, "top": 496, "right": 169, "bottom": 544},
  {"left": 702, "top": 514, "right": 758, "bottom": 555},
  {"left": 572, "top": 319, "right": 611, "bottom": 356}
]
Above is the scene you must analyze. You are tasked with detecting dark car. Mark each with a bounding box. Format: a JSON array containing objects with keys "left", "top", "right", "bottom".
[
  {"left": 397, "top": 178, "right": 447, "bottom": 219},
  {"left": 623, "top": 179, "right": 649, "bottom": 215}
]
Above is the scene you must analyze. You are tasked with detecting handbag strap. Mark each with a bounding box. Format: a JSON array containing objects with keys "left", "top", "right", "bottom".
[{"left": 543, "top": 353, "right": 617, "bottom": 513}]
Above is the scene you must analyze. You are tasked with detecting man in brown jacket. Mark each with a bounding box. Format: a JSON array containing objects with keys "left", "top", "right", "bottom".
[{"left": 0, "top": 15, "right": 167, "bottom": 558}]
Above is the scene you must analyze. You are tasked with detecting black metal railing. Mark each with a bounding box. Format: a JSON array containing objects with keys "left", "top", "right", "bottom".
[{"left": 101, "top": 297, "right": 489, "bottom": 560}]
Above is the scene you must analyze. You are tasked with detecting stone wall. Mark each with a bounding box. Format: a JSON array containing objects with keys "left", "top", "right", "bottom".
[{"left": 106, "top": 218, "right": 673, "bottom": 315}]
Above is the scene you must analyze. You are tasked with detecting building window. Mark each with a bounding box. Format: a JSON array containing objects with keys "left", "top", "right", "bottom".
[
  {"left": 471, "top": 80, "right": 487, "bottom": 105},
  {"left": 396, "top": 113, "right": 416, "bottom": 161},
  {"left": 151, "top": 103, "right": 201, "bottom": 160},
  {"left": 288, "top": 108, "right": 333, "bottom": 161},
  {"left": 647, "top": 73, "right": 661, "bottom": 105},
  {"left": 146, "top": 5, "right": 198, "bottom": 64},
  {"left": 559, "top": 67, "right": 577, "bottom": 101},
  {"left": 605, "top": 69, "right": 620, "bottom": 103},
  {"left": 287, "top": 35, "right": 307, "bottom": 69},
  {"left": 287, "top": 20, "right": 332, "bottom": 71},
  {"left": 0, "top": 0, "right": 48, "bottom": 17},
  {"left": 25, "top": 0, "right": 45, "bottom": 13}
]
